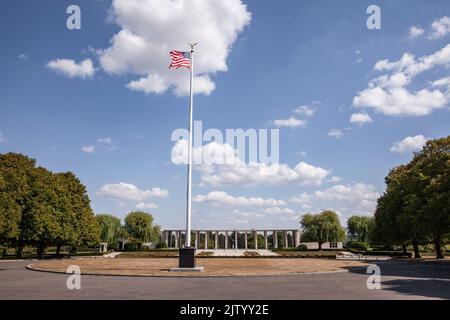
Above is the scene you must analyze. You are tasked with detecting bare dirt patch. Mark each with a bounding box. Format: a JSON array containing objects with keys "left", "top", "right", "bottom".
[{"left": 28, "top": 258, "right": 368, "bottom": 277}]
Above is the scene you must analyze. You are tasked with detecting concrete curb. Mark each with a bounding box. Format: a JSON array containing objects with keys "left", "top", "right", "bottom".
[{"left": 26, "top": 263, "right": 361, "bottom": 278}]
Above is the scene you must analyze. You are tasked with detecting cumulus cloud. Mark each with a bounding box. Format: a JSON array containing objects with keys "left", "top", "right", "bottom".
[
  {"left": 136, "top": 202, "right": 158, "bottom": 210},
  {"left": 353, "top": 44, "right": 450, "bottom": 116},
  {"left": 97, "top": 0, "right": 251, "bottom": 96},
  {"left": 290, "top": 183, "right": 380, "bottom": 218},
  {"left": 97, "top": 137, "right": 117, "bottom": 151},
  {"left": 289, "top": 192, "right": 311, "bottom": 205},
  {"left": 97, "top": 182, "right": 168, "bottom": 201},
  {"left": 18, "top": 54, "right": 29, "bottom": 62},
  {"left": 193, "top": 191, "right": 285, "bottom": 207},
  {"left": 390, "top": 135, "right": 428, "bottom": 154},
  {"left": 47, "top": 58, "right": 95, "bottom": 78},
  {"left": 292, "top": 105, "right": 315, "bottom": 117},
  {"left": 408, "top": 26, "right": 424, "bottom": 39},
  {"left": 328, "top": 129, "right": 343, "bottom": 139},
  {"left": 429, "top": 16, "right": 450, "bottom": 39},
  {"left": 432, "top": 76, "right": 450, "bottom": 90},
  {"left": 261, "top": 207, "right": 295, "bottom": 215},
  {"left": 171, "top": 140, "right": 330, "bottom": 187},
  {"left": 81, "top": 145, "right": 96, "bottom": 153},
  {"left": 0, "top": 132, "right": 7, "bottom": 144},
  {"left": 273, "top": 117, "right": 307, "bottom": 128},
  {"left": 314, "top": 183, "right": 379, "bottom": 204},
  {"left": 233, "top": 209, "right": 266, "bottom": 219},
  {"left": 350, "top": 113, "right": 373, "bottom": 125}
]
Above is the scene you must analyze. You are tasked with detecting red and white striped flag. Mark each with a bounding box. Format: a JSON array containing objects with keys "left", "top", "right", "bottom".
[{"left": 169, "top": 50, "right": 191, "bottom": 69}]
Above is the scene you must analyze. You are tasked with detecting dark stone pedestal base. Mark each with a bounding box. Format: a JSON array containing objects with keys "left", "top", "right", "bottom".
[{"left": 178, "top": 247, "right": 196, "bottom": 268}]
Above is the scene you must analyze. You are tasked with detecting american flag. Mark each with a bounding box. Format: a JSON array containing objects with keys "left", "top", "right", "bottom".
[{"left": 169, "top": 50, "right": 191, "bottom": 69}]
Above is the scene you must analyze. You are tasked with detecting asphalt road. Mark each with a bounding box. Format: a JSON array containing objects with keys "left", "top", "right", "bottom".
[{"left": 0, "top": 260, "right": 449, "bottom": 299}]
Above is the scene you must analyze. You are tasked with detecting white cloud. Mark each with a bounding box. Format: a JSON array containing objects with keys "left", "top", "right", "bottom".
[
  {"left": 18, "top": 54, "right": 29, "bottom": 62},
  {"left": 136, "top": 202, "right": 158, "bottom": 210},
  {"left": 314, "top": 183, "right": 379, "bottom": 203},
  {"left": 329, "top": 176, "right": 342, "bottom": 183},
  {"left": 97, "top": 0, "right": 251, "bottom": 96},
  {"left": 350, "top": 113, "right": 373, "bottom": 125},
  {"left": 289, "top": 192, "right": 311, "bottom": 205},
  {"left": 289, "top": 183, "right": 380, "bottom": 219},
  {"left": 429, "top": 16, "right": 450, "bottom": 39},
  {"left": 193, "top": 191, "right": 285, "bottom": 207},
  {"left": 432, "top": 76, "right": 450, "bottom": 90},
  {"left": 47, "top": 58, "right": 95, "bottom": 78},
  {"left": 171, "top": 140, "right": 330, "bottom": 187},
  {"left": 353, "top": 44, "right": 450, "bottom": 116},
  {"left": 390, "top": 135, "right": 428, "bottom": 154},
  {"left": 292, "top": 105, "right": 315, "bottom": 117},
  {"left": 328, "top": 129, "right": 343, "bottom": 139},
  {"left": 81, "top": 145, "right": 96, "bottom": 153},
  {"left": 273, "top": 117, "right": 307, "bottom": 128},
  {"left": 0, "top": 132, "right": 7, "bottom": 144},
  {"left": 97, "top": 137, "right": 117, "bottom": 151},
  {"left": 262, "top": 207, "right": 295, "bottom": 215},
  {"left": 98, "top": 182, "right": 169, "bottom": 201},
  {"left": 233, "top": 209, "right": 266, "bottom": 219},
  {"left": 408, "top": 26, "right": 424, "bottom": 39}
]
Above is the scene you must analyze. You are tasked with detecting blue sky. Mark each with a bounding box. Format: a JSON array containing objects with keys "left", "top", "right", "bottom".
[{"left": 0, "top": 0, "right": 449, "bottom": 230}]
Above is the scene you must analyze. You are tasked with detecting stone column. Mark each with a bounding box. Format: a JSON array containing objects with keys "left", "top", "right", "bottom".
[
  {"left": 225, "top": 231, "right": 228, "bottom": 250},
  {"left": 294, "top": 230, "right": 300, "bottom": 247},
  {"left": 215, "top": 231, "right": 219, "bottom": 249},
  {"left": 176, "top": 231, "right": 181, "bottom": 248},
  {"left": 264, "top": 231, "right": 268, "bottom": 250},
  {"left": 234, "top": 231, "right": 238, "bottom": 250},
  {"left": 254, "top": 231, "right": 258, "bottom": 249},
  {"left": 244, "top": 231, "right": 248, "bottom": 250},
  {"left": 273, "top": 231, "right": 278, "bottom": 249},
  {"left": 195, "top": 231, "right": 200, "bottom": 249},
  {"left": 284, "top": 230, "right": 288, "bottom": 248},
  {"left": 205, "top": 231, "right": 208, "bottom": 249},
  {"left": 164, "top": 231, "right": 169, "bottom": 246},
  {"left": 168, "top": 231, "right": 172, "bottom": 248}
]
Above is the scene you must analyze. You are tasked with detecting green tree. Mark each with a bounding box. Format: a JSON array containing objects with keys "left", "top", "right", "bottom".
[
  {"left": 57, "top": 172, "right": 100, "bottom": 250},
  {"left": 300, "top": 210, "right": 345, "bottom": 250},
  {"left": 411, "top": 136, "right": 450, "bottom": 258},
  {"left": 0, "top": 153, "right": 100, "bottom": 258},
  {"left": 374, "top": 136, "right": 449, "bottom": 259},
  {"left": 373, "top": 165, "right": 415, "bottom": 255},
  {"left": 95, "top": 214, "right": 122, "bottom": 246},
  {"left": 347, "top": 216, "right": 375, "bottom": 243},
  {"left": 0, "top": 153, "right": 37, "bottom": 257},
  {"left": 124, "top": 211, "right": 160, "bottom": 245}
]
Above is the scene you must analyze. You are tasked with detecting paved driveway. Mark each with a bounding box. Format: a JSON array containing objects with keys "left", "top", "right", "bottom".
[{"left": 0, "top": 260, "right": 449, "bottom": 299}]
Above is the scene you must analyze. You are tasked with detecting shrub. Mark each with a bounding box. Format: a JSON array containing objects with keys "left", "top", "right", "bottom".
[
  {"left": 296, "top": 244, "right": 308, "bottom": 251},
  {"left": 124, "top": 242, "right": 140, "bottom": 251},
  {"left": 346, "top": 241, "right": 369, "bottom": 251},
  {"left": 244, "top": 251, "right": 260, "bottom": 257},
  {"left": 155, "top": 242, "right": 168, "bottom": 249},
  {"left": 197, "top": 251, "right": 214, "bottom": 257}
]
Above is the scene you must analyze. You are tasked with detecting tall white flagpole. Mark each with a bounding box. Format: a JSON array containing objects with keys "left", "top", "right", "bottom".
[{"left": 185, "top": 43, "right": 196, "bottom": 248}]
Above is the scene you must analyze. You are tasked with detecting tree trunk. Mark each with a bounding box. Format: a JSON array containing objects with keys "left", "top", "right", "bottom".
[
  {"left": 2, "top": 247, "right": 7, "bottom": 257},
  {"left": 402, "top": 244, "right": 407, "bottom": 254},
  {"left": 56, "top": 244, "right": 62, "bottom": 256},
  {"left": 412, "top": 240, "right": 421, "bottom": 259},
  {"left": 318, "top": 242, "right": 322, "bottom": 251},
  {"left": 37, "top": 243, "right": 46, "bottom": 259},
  {"left": 16, "top": 241, "right": 24, "bottom": 258},
  {"left": 434, "top": 237, "right": 444, "bottom": 259}
]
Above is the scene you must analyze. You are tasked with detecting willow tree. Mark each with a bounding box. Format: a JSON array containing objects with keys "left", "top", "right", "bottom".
[{"left": 300, "top": 210, "right": 345, "bottom": 250}]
